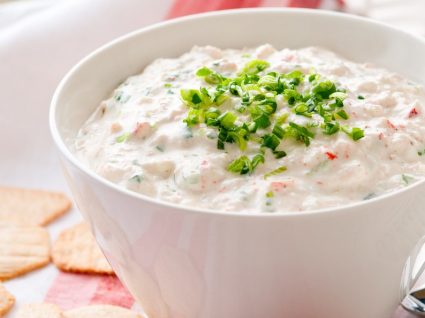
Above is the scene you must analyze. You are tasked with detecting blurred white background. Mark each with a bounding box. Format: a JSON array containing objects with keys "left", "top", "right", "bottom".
[{"left": 0, "top": 0, "right": 424, "bottom": 35}]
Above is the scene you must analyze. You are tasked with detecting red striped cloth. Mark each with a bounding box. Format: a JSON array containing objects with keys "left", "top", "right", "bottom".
[
  {"left": 45, "top": 273, "right": 134, "bottom": 309},
  {"left": 167, "top": 0, "right": 344, "bottom": 19}
]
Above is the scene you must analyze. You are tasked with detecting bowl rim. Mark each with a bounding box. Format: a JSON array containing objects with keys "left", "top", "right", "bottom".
[{"left": 50, "top": 7, "right": 425, "bottom": 218}]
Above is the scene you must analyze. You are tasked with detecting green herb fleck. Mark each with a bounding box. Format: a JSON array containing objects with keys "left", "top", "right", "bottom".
[
  {"left": 240, "top": 59, "right": 270, "bottom": 75},
  {"left": 312, "top": 80, "right": 336, "bottom": 99},
  {"left": 322, "top": 122, "right": 340, "bottom": 135},
  {"left": 363, "top": 192, "right": 376, "bottom": 200},
  {"left": 287, "top": 122, "right": 315, "bottom": 146},
  {"left": 114, "top": 91, "right": 130, "bottom": 103},
  {"left": 342, "top": 126, "right": 365, "bottom": 141},
  {"left": 115, "top": 132, "right": 131, "bottom": 143},
  {"left": 196, "top": 67, "right": 226, "bottom": 84},
  {"left": 402, "top": 174, "right": 415, "bottom": 185},
  {"left": 264, "top": 166, "right": 287, "bottom": 179},
  {"left": 227, "top": 156, "right": 252, "bottom": 175},
  {"left": 129, "top": 174, "right": 144, "bottom": 183}
]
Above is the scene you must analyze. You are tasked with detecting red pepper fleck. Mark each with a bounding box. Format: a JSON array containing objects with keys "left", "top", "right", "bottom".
[
  {"left": 409, "top": 108, "right": 419, "bottom": 118},
  {"left": 283, "top": 54, "right": 295, "bottom": 62},
  {"left": 325, "top": 152, "right": 337, "bottom": 160},
  {"left": 378, "top": 132, "right": 384, "bottom": 140},
  {"left": 386, "top": 119, "right": 397, "bottom": 130},
  {"left": 271, "top": 182, "right": 286, "bottom": 191}
]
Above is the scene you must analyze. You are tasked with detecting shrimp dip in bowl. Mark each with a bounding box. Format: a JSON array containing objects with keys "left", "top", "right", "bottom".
[
  {"left": 50, "top": 8, "right": 425, "bottom": 318},
  {"left": 75, "top": 45, "right": 424, "bottom": 213}
]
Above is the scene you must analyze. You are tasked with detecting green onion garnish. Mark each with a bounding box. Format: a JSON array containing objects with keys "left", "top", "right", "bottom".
[
  {"left": 227, "top": 156, "right": 251, "bottom": 174},
  {"left": 264, "top": 166, "right": 287, "bottom": 179},
  {"left": 240, "top": 59, "right": 270, "bottom": 75},
  {"left": 342, "top": 126, "right": 365, "bottom": 141},
  {"left": 266, "top": 191, "right": 274, "bottom": 198},
  {"left": 180, "top": 59, "right": 365, "bottom": 175},
  {"left": 115, "top": 132, "right": 131, "bottom": 143}
]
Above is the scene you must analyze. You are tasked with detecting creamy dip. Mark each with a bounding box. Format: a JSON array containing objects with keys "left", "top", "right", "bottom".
[{"left": 74, "top": 45, "right": 425, "bottom": 213}]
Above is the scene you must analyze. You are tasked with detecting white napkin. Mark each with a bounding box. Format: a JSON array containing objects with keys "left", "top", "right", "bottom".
[{"left": 0, "top": 2, "right": 169, "bottom": 315}]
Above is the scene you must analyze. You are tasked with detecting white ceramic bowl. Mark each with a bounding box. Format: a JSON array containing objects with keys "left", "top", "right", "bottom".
[{"left": 50, "top": 8, "right": 425, "bottom": 318}]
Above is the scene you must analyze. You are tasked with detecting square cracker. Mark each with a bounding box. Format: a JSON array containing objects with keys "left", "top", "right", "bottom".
[
  {"left": 0, "top": 187, "right": 71, "bottom": 226},
  {"left": 0, "top": 224, "right": 50, "bottom": 280},
  {"left": 52, "top": 223, "right": 113, "bottom": 275},
  {"left": 0, "top": 282, "right": 15, "bottom": 316},
  {"left": 16, "top": 303, "right": 63, "bottom": 318}
]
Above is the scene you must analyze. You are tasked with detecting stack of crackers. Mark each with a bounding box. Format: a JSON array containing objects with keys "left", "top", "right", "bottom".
[{"left": 0, "top": 187, "right": 142, "bottom": 317}]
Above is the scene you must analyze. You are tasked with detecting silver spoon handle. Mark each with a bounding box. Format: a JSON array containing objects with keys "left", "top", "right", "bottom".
[{"left": 401, "top": 236, "right": 425, "bottom": 314}]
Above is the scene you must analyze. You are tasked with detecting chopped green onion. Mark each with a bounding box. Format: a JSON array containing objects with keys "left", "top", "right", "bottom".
[
  {"left": 287, "top": 122, "right": 314, "bottom": 146},
  {"left": 308, "top": 73, "right": 318, "bottom": 82},
  {"left": 228, "top": 129, "right": 248, "bottom": 151},
  {"left": 262, "top": 134, "right": 280, "bottom": 151},
  {"left": 264, "top": 166, "right": 287, "bottom": 179},
  {"left": 240, "top": 59, "right": 270, "bottom": 75},
  {"left": 402, "top": 174, "right": 415, "bottom": 185},
  {"left": 183, "top": 108, "right": 204, "bottom": 126},
  {"left": 196, "top": 67, "right": 212, "bottom": 77},
  {"left": 294, "top": 102, "right": 310, "bottom": 116},
  {"left": 322, "top": 122, "right": 340, "bottom": 135},
  {"left": 272, "top": 125, "right": 285, "bottom": 139},
  {"left": 329, "top": 92, "right": 347, "bottom": 100},
  {"left": 276, "top": 113, "right": 289, "bottom": 125},
  {"left": 227, "top": 156, "right": 252, "bottom": 175},
  {"left": 180, "top": 61, "right": 364, "bottom": 175},
  {"left": 286, "top": 70, "right": 304, "bottom": 86},
  {"left": 273, "top": 150, "right": 287, "bottom": 159},
  {"left": 181, "top": 89, "right": 212, "bottom": 107},
  {"left": 251, "top": 153, "right": 265, "bottom": 170},
  {"left": 115, "top": 132, "right": 131, "bottom": 143},
  {"left": 312, "top": 80, "right": 336, "bottom": 99},
  {"left": 129, "top": 174, "right": 143, "bottom": 183},
  {"left": 218, "top": 111, "right": 237, "bottom": 129},
  {"left": 196, "top": 67, "right": 226, "bottom": 84},
  {"left": 334, "top": 109, "right": 349, "bottom": 120},
  {"left": 342, "top": 126, "right": 365, "bottom": 141},
  {"left": 114, "top": 91, "right": 131, "bottom": 103},
  {"left": 266, "top": 191, "right": 274, "bottom": 198},
  {"left": 155, "top": 145, "right": 165, "bottom": 152},
  {"left": 283, "top": 89, "right": 302, "bottom": 106}
]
